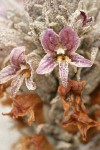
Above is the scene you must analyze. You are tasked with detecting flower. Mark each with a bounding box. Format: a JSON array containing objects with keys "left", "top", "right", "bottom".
[
  {"left": 3, "top": 93, "right": 43, "bottom": 125},
  {"left": 36, "top": 26, "right": 92, "bottom": 86},
  {"left": 0, "top": 46, "right": 38, "bottom": 97},
  {"left": 58, "top": 80, "right": 100, "bottom": 141},
  {"left": 62, "top": 110, "right": 100, "bottom": 141}
]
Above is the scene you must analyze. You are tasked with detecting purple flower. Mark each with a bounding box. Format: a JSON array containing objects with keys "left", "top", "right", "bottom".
[
  {"left": 36, "top": 26, "right": 92, "bottom": 86},
  {"left": 0, "top": 46, "right": 36, "bottom": 97}
]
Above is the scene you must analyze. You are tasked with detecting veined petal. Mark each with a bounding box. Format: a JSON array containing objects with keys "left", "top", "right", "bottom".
[
  {"left": 10, "top": 74, "right": 24, "bottom": 97},
  {"left": 40, "top": 29, "right": 59, "bottom": 53},
  {"left": 36, "top": 54, "right": 57, "bottom": 74},
  {"left": 0, "top": 65, "right": 17, "bottom": 84},
  {"left": 25, "top": 76, "right": 36, "bottom": 90},
  {"left": 10, "top": 46, "right": 25, "bottom": 66},
  {"left": 70, "top": 53, "right": 92, "bottom": 67},
  {"left": 59, "top": 61, "right": 69, "bottom": 87},
  {"left": 59, "top": 26, "right": 80, "bottom": 53}
]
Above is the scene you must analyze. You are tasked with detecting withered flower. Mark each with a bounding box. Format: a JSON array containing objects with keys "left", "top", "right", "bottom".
[
  {"left": 32, "top": 134, "right": 55, "bottom": 150},
  {"left": 62, "top": 110, "right": 100, "bottom": 141},
  {"left": 3, "top": 93, "right": 43, "bottom": 125},
  {"left": 12, "top": 134, "right": 55, "bottom": 150},
  {"left": 58, "top": 80, "right": 100, "bottom": 141},
  {"left": 58, "top": 80, "right": 87, "bottom": 115}
]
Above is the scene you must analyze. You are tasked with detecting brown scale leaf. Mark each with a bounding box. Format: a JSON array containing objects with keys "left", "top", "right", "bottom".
[
  {"left": 3, "top": 93, "right": 44, "bottom": 125},
  {"left": 58, "top": 80, "right": 100, "bottom": 141}
]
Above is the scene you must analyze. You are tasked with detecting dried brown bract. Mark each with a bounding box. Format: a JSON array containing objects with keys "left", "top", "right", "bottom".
[
  {"left": 58, "top": 80, "right": 86, "bottom": 115},
  {"left": 32, "top": 134, "right": 55, "bottom": 150},
  {"left": 12, "top": 134, "right": 55, "bottom": 150},
  {"left": 12, "top": 136, "right": 33, "bottom": 150},
  {"left": 3, "top": 93, "right": 44, "bottom": 125},
  {"left": 62, "top": 109, "right": 100, "bottom": 141},
  {"left": 58, "top": 80, "right": 100, "bottom": 141}
]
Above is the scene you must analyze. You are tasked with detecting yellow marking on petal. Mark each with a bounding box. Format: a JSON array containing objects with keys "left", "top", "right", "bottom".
[
  {"left": 23, "top": 72, "right": 30, "bottom": 78},
  {"left": 57, "top": 55, "right": 71, "bottom": 63},
  {"left": 16, "top": 69, "right": 23, "bottom": 75},
  {"left": 16, "top": 68, "right": 31, "bottom": 78},
  {"left": 65, "top": 56, "right": 71, "bottom": 62},
  {"left": 57, "top": 56, "right": 63, "bottom": 62}
]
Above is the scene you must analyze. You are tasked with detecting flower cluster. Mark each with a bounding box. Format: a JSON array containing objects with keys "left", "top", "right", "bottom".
[
  {"left": 0, "top": 4, "right": 99, "bottom": 146},
  {"left": 0, "top": 11, "right": 94, "bottom": 97}
]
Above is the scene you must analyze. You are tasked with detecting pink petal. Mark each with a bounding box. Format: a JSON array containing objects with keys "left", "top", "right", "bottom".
[
  {"left": 59, "top": 61, "right": 68, "bottom": 87},
  {"left": 59, "top": 26, "right": 80, "bottom": 53},
  {"left": 36, "top": 54, "right": 57, "bottom": 74},
  {"left": 0, "top": 65, "right": 17, "bottom": 84},
  {"left": 25, "top": 76, "right": 36, "bottom": 90},
  {"left": 10, "top": 46, "right": 25, "bottom": 66},
  {"left": 10, "top": 74, "right": 24, "bottom": 97},
  {"left": 40, "top": 29, "right": 59, "bottom": 53},
  {"left": 70, "top": 53, "right": 92, "bottom": 67}
]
